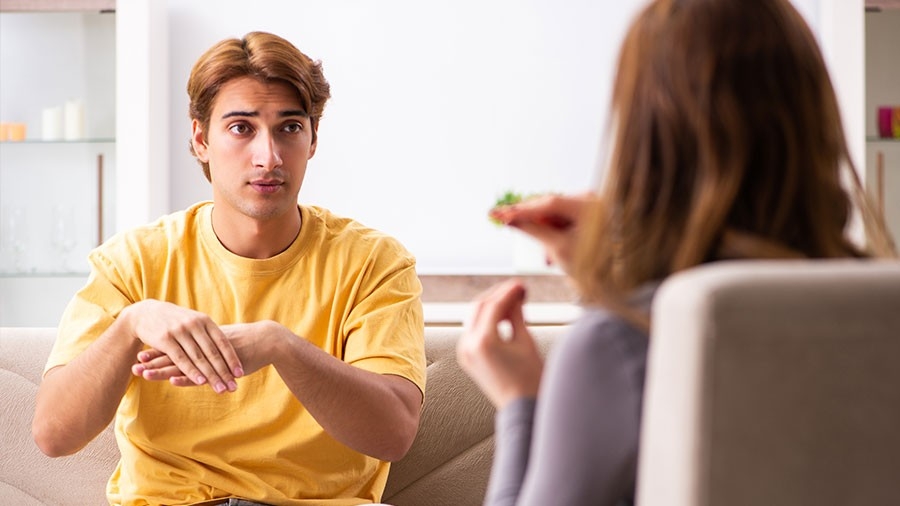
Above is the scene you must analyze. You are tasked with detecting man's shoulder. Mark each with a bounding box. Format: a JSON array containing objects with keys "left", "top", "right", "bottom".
[
  {"left": 302, "top": 205, "right": 416, "bottom": 271},
  {"left": 96, "top": 202, "right": 208, "bottom": 257},
  {"left": 304, "top": 205, "right": 403, "bottom": 247}
]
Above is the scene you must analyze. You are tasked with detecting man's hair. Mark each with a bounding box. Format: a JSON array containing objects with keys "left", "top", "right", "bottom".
[
  {"left": 187, "top": 31, "right": 332, "bottom": 181},
  {"left": 570, "top": 0, "right": 894, "bottom": 322}
]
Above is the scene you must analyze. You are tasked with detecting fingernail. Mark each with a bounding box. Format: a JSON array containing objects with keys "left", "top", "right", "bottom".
[
  {"left": 195, "top": 375, "right": 207, "bottom": 385},
  {"left": 138, "top": 352, "right": 149, "bottom": 361},
  {"left": 233, "top": 367, "right": 244, "bottom": 378},
  {"left": 214, "top": 382, "right": 226, "bottom": 393},
  {"left": 227, "top": 381, "right": 238, "bottom": 392}
]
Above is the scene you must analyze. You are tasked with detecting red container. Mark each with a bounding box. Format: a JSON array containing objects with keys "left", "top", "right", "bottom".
[
  {"left": 878, "top": 107, "right": 893, "bottom": 138},
  {"left": 878, "top": 106, "right": 895, "bottom": 138}
]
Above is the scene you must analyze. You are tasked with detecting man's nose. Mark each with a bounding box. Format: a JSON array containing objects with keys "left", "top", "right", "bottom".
[{"left": 251, "top": 131, "right": 283, "bottom": 169}]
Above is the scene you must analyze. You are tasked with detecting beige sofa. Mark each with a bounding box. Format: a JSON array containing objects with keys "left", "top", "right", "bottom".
[{"left": 0, "top": 325, "right": 565, "bottom": 506}]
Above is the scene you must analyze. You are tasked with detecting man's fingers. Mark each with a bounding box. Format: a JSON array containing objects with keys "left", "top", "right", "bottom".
[
  {"left": 140, "top": 364, "right": 183, "bottom": 381},
  {"left": 173, "top": 330, "right": 232, "bottom": 393},
  {"left": 169, "top": 375, "right": 197, "bottom": 387},
  {"left": 205, "top": 323, "right": 244, "bottom": 379}
]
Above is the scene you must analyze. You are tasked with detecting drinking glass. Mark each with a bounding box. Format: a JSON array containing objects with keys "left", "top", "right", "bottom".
[{"left": 51, "top": 204, "right": 78, "bottom": 272}]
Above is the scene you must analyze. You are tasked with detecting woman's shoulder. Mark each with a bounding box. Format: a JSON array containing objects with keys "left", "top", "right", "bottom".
[
  {"left": 565, "top": 308, "right": 647, "bottom": 357},
  {"left": 559, "top": 283, "right": 659, "bottom": 362}
]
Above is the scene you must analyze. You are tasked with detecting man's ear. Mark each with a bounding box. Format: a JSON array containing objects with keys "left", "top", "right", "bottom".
[
  {"left": 191, "top": 119, "right": 209, "bottom": 162},
  {"left": 308, "top": 123, "right": 318, "bottom": 160}
]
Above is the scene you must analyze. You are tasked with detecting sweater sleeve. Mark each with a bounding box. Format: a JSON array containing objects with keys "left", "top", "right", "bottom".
[
  {"left": 485, "top": 397, "right": 537, "bottom": 505},
  {"left": 485, "top": 304, "right": 650, "bottom": 506}
]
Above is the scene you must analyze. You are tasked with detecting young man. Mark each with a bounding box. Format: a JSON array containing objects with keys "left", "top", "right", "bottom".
[{"left": 33, "top": 31, "right": 426, "bottom": 506}]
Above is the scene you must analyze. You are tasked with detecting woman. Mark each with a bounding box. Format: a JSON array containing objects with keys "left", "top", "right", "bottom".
[{"left": 456, "top": 0, "right": 896, "bottom": 505}]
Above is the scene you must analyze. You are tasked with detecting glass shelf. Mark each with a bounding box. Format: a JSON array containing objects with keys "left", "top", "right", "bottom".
[
  {"left": 0, "top": 138, "right": 114, "bottom": 145},
  {"left": 0, "top": 271, "right": 89, "bottom": 278}
]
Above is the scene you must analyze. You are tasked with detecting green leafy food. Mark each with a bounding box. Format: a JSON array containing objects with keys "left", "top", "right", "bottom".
[{"left": 489, "top": 190, "right": 525, "bottom": 225}]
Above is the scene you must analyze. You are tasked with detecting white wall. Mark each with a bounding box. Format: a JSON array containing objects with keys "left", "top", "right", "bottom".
[
  {"left": 158, "top": 0, "right": 870, "bottom": 274},
  {"left": 164, "top": 0, "right": 645, "bottom": 274}
]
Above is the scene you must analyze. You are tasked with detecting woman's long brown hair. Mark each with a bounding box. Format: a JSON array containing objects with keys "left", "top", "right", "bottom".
[{"left": 571, "top": 0, "right": 896, "bottom": 326}]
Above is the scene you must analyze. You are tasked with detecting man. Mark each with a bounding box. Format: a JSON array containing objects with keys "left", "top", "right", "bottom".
[{"left": 33, "top": 31, "right": 426, "bottom": 506}]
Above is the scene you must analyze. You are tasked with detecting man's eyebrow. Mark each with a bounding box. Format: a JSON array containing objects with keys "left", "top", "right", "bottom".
[
  {"left": 220, "top": 109, "right": 308, "bottom": 119},
  {"left": 222, "top": 110, "right": 258, "bottom": 119}
]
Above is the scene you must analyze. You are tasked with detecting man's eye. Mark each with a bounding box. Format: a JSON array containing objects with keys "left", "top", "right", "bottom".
[
  {"left": 283, "top": 122, "right": 303, "bottom": 134},
  {"left": 229, "top": 123, "right": 250, "bottom": 135}
]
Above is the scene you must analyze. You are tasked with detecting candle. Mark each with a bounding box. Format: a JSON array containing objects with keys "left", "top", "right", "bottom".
[
  {"left": 8, "top": 123, "right": 27, "bottom": 141},
  {"left": 42, "top": 106, "right": 64, "bottom": 140},
  {"left": 64, "top": 100, "right": 85, "bottom": 140}
]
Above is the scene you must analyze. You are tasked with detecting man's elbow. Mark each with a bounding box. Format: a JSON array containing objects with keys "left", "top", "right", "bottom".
[
  {"left": 379, "top": 414, "right": 420, "bottom": 462},
  {"left": 32, "top": 417, "right": 81, "bottom": 458}
]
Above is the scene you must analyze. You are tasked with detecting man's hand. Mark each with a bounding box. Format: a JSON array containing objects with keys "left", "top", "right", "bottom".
[
  {"left": 133, "top": 321, "right": 278, "bottom": 387},
  {"left": 135, "top": 319, "right": 422, "bottom": 461},
  {"left": 123, "top": 300, "right": 243, "bottom": 393}
]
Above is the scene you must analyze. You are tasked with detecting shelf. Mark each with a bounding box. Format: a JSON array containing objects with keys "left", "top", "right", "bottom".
[
  {"left": 867, "top": 137, "right": 900, "bottom": 142},
  {"left": 424, "top": 302, "right": 581, "bottom": 326},
  {"left": 866, "top": 0, "right": 900, "bottom": 12},
  {"left": 419, "top": 274, "right": 577, "bottom": 303},
  {"left": 0, "top": 271, "right": 89, "bottom": 278},
  {"left": 0, "top": 0, "right": 114, "bottom": 12},
  {"left": 0, "top": 138, "right": 114, "bottom": 145}
]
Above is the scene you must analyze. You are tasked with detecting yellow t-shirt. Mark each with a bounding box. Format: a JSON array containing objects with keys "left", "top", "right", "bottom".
[{"left": 46, "top": 202, "right": 426, "bottom": 506}]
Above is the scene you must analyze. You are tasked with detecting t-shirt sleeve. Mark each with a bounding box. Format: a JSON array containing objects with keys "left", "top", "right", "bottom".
[
  {"left": 485, "top": 310, "right": 649, "bottom": 506},
  {"left": 45, "top": 244, "right": 142, "bottom": 375},
  {"left": 341, "top": 237, "right": 427, "bottom": 397}
]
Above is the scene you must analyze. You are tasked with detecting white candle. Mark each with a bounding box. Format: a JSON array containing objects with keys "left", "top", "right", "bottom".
[
  {"left": 42, "top": 106, "right": 64, "bottom": 140},
  {"left": 64, "top": 100, "right": 85, "bottom": 140}
]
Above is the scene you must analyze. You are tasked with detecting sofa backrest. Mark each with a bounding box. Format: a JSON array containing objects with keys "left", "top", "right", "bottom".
[{"left": 0, "top": 324, "right": 567, "bottom": 505}]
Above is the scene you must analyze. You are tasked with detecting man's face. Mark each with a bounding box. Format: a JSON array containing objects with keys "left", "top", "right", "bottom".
[{"left": 191, "top": 76, "right": 316, "bottom": 224}]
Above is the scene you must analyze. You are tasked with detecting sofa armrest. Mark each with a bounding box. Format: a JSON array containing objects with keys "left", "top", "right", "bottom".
[
  {"left": 0, "top": 327, "right": 118, "bottom": 505},
  {"left": 383, "top": 325, "right": 567, "bottom": 506}
]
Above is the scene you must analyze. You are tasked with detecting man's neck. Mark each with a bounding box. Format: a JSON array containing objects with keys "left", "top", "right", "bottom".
[{"left": 210, "top": 205, "right": 302, "bottom": 259}]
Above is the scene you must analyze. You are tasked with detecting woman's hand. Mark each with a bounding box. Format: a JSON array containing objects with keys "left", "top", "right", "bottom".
[
  {"left": 456, "top": 279, "right": 544, "bottom": 409},
  {"left": 489, "top": 192, "right": 595, "bottom": 276}
]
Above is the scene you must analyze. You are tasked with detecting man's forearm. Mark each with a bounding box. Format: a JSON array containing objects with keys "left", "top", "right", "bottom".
[
  {"left": 33, "top": 316, "right": 141, "bottom": 457},
  {"left": 266, "top": 323, "right": 422, "bottom": 462}
]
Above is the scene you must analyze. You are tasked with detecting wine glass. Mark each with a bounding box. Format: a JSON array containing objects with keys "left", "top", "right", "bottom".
[
  {"left": 51, "top": 204, "right": 78, "bottom": 272},
  {"left": 2, "top": 205, "right": 28, "bottom": 272}
]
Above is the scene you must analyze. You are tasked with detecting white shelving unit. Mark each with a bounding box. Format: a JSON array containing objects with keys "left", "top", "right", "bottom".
[
  {"left": 0, "top": 0, "right": 168, "bottom": 326},
  {"left": 865, "top": 5, "right": 900, "bottom": 244},
  {"left": 0, "top": 7, "right": 115, "bottom": 325}
]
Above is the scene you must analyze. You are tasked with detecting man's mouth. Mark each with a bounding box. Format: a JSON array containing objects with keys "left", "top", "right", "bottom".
[{"left": 249, "top": 180, "right": 283, "bottom": 194}]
